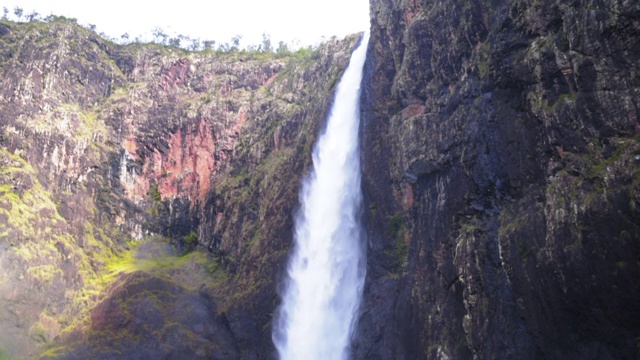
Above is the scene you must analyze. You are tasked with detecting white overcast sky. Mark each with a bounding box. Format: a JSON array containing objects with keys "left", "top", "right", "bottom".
[{"left": 0, "top": 0, "right": 370, "bottom": 47}]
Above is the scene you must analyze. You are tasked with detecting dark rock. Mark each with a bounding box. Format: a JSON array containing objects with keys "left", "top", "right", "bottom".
[
  {"left": 359, "top": 0, "right": 640, "bottom": 359},
  {"left": 404, "top": 159, "right": 441, "bottom": 183}
]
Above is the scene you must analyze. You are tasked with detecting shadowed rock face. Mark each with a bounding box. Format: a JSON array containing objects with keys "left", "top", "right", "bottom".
[
  {"left": 0, "top": 19, "right": 359, "bottom": 359},
  {"left": 358, "top": 0, "right": 640, "bottom": 359}
]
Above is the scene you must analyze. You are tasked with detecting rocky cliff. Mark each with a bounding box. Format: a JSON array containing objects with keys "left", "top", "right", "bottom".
[
  {"left": 358, "top": 0, "right": 640, "bottom": 359},
  {"left": 0, "top": 18, "right": 359, "bottom": 359},
  {"left": 2, "top": 1, "right": 640, "bottom": 359}
]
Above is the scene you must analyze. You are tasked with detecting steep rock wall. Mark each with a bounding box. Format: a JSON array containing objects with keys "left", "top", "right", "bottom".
[
  {"left": 0, "top": 19, "right": 359, "bottom": 359},
  {"left": 359, "top": 0, "right": 640, "bottom": 359}
]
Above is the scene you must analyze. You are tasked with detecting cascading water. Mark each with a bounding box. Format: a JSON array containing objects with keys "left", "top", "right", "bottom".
[{"left": 273, "top": 32, "right": 369, "bottom": 360}]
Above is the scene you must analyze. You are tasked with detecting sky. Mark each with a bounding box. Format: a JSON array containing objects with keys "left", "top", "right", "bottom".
[{"left": 0, "top": 0, "right": 370, "bottom": 48}]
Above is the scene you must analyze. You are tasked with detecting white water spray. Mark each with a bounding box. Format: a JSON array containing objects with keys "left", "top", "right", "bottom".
[{"left": 273, "top": 32, "right": 369, "bottom": 360}]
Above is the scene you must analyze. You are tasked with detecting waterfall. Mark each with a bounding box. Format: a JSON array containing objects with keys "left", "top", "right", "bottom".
[{"left": 273, "top": 32, "right": 369, "bottom": 360}]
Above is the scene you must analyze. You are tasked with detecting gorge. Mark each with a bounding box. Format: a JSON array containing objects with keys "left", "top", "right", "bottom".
[{"left": 1, "top": 0, "right": 639, "bottom": 359}]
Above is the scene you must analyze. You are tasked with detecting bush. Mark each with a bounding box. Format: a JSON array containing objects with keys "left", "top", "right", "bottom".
[{"left": 183, "top": 231, "right": 198, "bottom": 246}]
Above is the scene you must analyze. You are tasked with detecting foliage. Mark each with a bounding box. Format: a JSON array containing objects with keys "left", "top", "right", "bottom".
[
  {"left": 13, "top": 7, "right": 22, "bottom": 20},
  {"left": 1, "top": 12, "right": 323, "bottom": 55},
  {"left": 386, "top": 213, "right": 408, "bottom": 274},
  {"left": 183, "top": 231, "right": 198, "bottom": 246},
  {"left": 260, "top": 32, "right": 272, "bottom": 52},
  {"left": 388, "top": 213, "right": 405, "bottom": 239},
  {"left": 181, "top": 231, "right": 198, "bottom": 254},
  {"left": 148, "top": 182, "right": 162, "bottom": 202},
  {"left": 44, "top": 14, "right": 77, "bottom": 24}
]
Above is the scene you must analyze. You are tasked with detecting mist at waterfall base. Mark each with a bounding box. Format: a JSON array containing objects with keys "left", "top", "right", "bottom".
[{"left": 272, "top": 32, "right": 370, "bottom": 360}]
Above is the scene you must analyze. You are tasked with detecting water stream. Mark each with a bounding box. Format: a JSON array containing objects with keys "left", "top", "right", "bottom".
[{"left": 273, "top": 32, "right": 369, "bottom": 360}]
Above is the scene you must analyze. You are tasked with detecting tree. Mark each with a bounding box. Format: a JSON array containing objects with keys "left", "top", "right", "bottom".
[
  {"left": 13, "top": 7, "right": 23, "bottom": 20},
  {"left": 189, "top": 38, "right": 201, "bottom": 51},
  {"left": 260, "top": 33, "right": 272, "bottom": 53},
  {"left": 88, "top": 24, "right": 96, "bottom": 31},
  {"left": 218, "top": 42, "right": 230, "bottom": 52},
  {"left": 2, "top": 7, "right": 8, "bottom": 20},
  {"left": 203, "top": 40, "right": 215, "bottom": 51},
  {"left": 276, "top": 40, "right": 289, "bottom": 54},
  {"left": 231, "top": 35, "right": 242, "bottom": 51},
  {"left": 178, "top": 34, "right": 190, "bottom": 48},
  {"left": 152, "top": 27, "right": 168, "bottom": 44},
  {"left": 168, "top": 37, "right": 181, "bottom": 47},
  {"left": 26, "top": 11, "right": 39, "bottom": 22}
]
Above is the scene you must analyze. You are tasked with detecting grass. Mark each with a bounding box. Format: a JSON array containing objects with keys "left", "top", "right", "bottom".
[
  {"left": 103, "top": 242, "right": 227, "bottom": 289},
  {"left": 0, "top": 150, "right": 133, "bottom": 350},
  {"left": 0, "top": 348, "right": 10, "bottom": 360}
]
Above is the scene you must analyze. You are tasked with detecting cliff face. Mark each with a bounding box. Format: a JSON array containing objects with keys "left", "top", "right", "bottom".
[
  {"left": 3, "top": 2, "right": 640, "bottom": 359},
  {"left": 359, "top": 0, "right": 640, "bottom": 359},
  {"left": 0, "top": 19, "right": 358, "bottom": 359}
]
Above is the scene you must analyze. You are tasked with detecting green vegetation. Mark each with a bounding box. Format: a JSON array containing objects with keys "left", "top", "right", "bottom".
[
  {"left": 517, "top": 241, "right": 531, "bottom": 259},
  {"left": 564, "top": 237, "right": 582, "bottom": 251},
  {"left": 181, "top": 231, "right": 199, "bottom": 255},
  {"left": 3, "top": 14, "right": 326, "bottom": 58},
  {"left": 587, "top": 137, "right": 635, "bottom": 180},
  {"left": 498, "top": 212, "right": 523, "bottom": 239},
  {"left": 28, "top": 322, "right": 49, "bottom": 343},
  {"left": 0, "top": 149, "right": 123, "bottom": 354},
  {"left": 18, "top": 103, "right": 107, "bottom": 146},
  {"left": 369, "top": 202, "right": 378, "bottom": 219},
  {"left": 108, "top": 243, "right": 183, "bottom": 272},
  {"left": 619, "top": 230, "right": 631, "bottom": 240},
  {"left": 549, "top": 92, "right": 578, "bottom": 110},
  {"left": 103, "top": 241, "right": 227, "bottom": 289},
  {"left": 616, "top": 261, "right": 628, "bottom": 270},
  {"left": 460, "top": 217, "right": 481, "bottom": 234},
  {"left": 0, "top": 16, "right": 358, "bottom": 358},
  {"left": 39, "top": 345, "right": 68, "bottom": 359},
  {"left": 477, "top": 59, "right": 490, "bottom": 79},
  {"left": 148, "top": 182, "right": 162, "bottom": 202},
  {"left": 475, "top": 41, "right": 491, "bottom": 79},
  {"left": 557, "top": 34, "right": 570, "bottom": 52},
  {"left": 386, "top": 213, "right": 408, "bottom": 275},
  {"left": 388, "top": 213, "right": 405, "bottom": 239},
  {"left": 183, "top": 231, "right": 198, "bottom": 246},
  {"left": 498, "top": 210, "right": 534, "bottom": 259}
]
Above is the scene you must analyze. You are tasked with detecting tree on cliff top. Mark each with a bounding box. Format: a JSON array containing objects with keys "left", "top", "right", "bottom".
[{"left": 13, "top": 7, "right": 22, "bottom": 20}]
